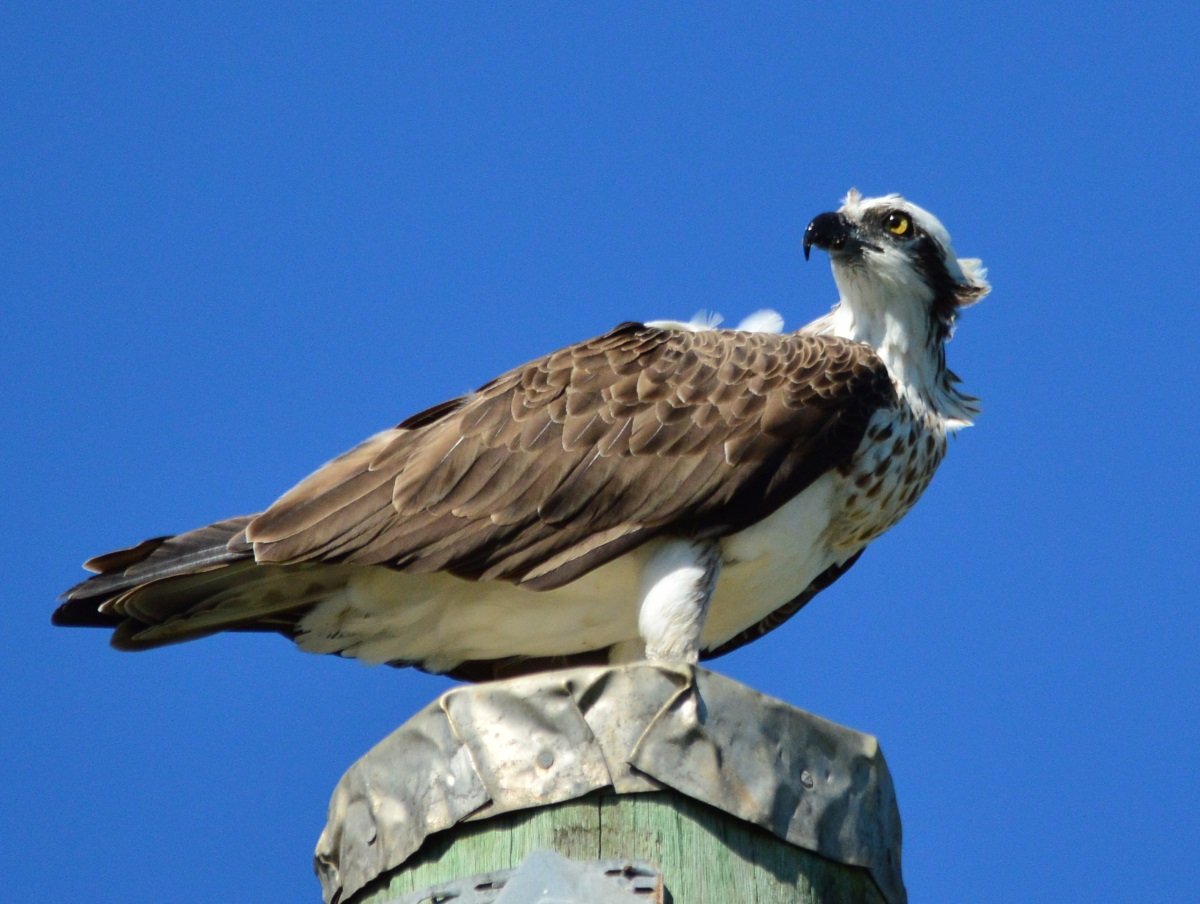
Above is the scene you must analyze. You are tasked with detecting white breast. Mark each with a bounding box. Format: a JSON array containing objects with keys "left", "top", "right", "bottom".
[
  {"left": 701, "top": 473, "right": 844, "bottom": 647},
  {"left": 831, "top": 406, "right": 946, "bottom": 550}
]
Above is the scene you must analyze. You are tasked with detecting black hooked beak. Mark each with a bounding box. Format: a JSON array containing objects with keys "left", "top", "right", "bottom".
[{"left": 802, "top": 211, "right": 852, "bottom": 261}]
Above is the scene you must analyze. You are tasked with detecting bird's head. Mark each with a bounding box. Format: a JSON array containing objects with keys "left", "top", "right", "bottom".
[{"left": 803, "top": 189, "right": 989, "bottom": 343}]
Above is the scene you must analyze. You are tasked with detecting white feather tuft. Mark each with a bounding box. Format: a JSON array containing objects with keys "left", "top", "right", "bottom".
[
  {"left": 646, "top": 308, "right": 783, "bottom": 334},
  {"left": 735, "top": 309, "right": 784, "bottom": 333},
  {"left": 689, "top": 309, "right": 724, "bottom": 329},
  {"left": 956, "top": 258, "right": 990, "bottom": 302}
]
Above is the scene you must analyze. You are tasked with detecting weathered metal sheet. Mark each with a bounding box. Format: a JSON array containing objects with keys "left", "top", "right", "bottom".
[
  {"left": 316, "top": 664, "right": 904, "bottom": 904},
  {"left": 389, "top": 852, "right": 660, "bottom": 904}
]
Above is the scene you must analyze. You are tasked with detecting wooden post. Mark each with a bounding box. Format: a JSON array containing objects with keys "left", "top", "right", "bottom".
[
  {"left": 316, "top": 665, "right": 904, "bottom": 904},
  {"left": 351, "top": 791, "right": 888, "bottom": 903}
]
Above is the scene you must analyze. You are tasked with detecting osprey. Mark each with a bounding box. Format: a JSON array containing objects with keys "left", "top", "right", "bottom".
[{"left": 54, "top": 190, "right": 988, "bottom": 680}]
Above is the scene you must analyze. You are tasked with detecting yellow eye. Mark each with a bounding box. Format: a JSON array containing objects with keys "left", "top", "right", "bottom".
[{"left": 883, "top": 211, "right": 911, "bottom": 236}]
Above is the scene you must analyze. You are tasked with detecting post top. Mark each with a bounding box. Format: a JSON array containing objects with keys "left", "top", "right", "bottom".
[{"left": 316, "top": 664, "right": 904, "bottom": 904}]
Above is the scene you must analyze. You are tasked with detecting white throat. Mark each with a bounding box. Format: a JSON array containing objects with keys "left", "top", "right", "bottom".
[
  {"left": 804, "top": 264, "right": 977, "bottom": 429},
  {"left": 832, "top": 290, "right": 934, "bottom": 392}
]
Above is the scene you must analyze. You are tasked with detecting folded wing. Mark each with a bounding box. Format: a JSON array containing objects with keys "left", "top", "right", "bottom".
[{"left": 247, "top": 322, "right": 894, "bottom": 590}]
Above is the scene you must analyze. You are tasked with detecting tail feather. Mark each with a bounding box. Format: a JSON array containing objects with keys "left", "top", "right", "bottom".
[
  {"left": 51, "top": 515, "right": 329, "bottom": 648},
  {"left": 56, "top": 516, "right": 257, "bottom": 617},
  {"left": 105, "top": 562, "right": 354, "bottom": 651}
]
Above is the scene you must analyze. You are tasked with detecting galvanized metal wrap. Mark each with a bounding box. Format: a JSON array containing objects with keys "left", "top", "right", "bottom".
[{"left": 316, "top": 664, "right": 904, "bottom": 904}]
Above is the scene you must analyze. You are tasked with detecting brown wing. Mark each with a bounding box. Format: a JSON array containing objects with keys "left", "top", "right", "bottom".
[{"left": 246, "top": 322, "right": 895, "bottom": 590}]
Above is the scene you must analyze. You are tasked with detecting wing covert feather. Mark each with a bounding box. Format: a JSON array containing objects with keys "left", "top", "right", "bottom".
[{"left": 247, "top": 322, "right": 895, "bottom": 588}]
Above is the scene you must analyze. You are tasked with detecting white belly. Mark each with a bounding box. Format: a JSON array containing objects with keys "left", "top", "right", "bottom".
[
  {"left": 295, "top": 473, "right": 849, "bottom": 671},
  {"left": 704, "top": 472, "right": 842, "bottom": 645}
]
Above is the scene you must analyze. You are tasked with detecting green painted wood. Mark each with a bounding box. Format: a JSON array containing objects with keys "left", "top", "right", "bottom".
[{"left": 349, "top": 791, "right": 887, "bottom": 904}]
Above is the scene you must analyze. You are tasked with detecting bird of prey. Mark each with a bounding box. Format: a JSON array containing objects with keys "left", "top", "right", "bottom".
[{"left": 54, "top": 190, "right": 988, "bottom": 681}]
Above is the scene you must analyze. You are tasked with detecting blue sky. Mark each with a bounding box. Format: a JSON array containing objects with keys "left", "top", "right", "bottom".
[{"left": 3, "top": 4, "right": 1198, "bottom": 902}]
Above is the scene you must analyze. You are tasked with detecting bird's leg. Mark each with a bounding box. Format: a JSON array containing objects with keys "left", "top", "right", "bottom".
[{"left": 637, "top": 538, "right": 722, "bottom": 663}]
